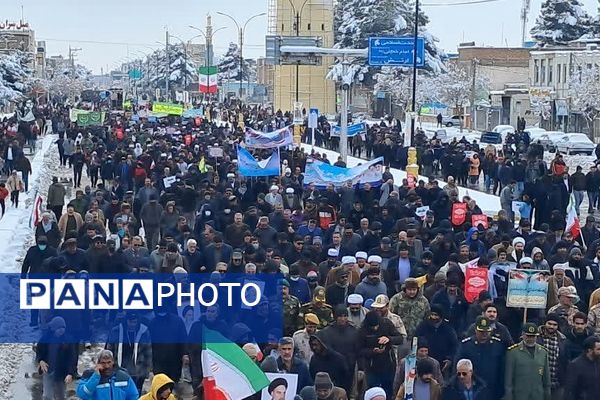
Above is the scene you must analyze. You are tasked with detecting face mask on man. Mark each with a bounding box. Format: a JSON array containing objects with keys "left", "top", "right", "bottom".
[{"left": 38, "top": 244, "right": 47, "bottom": 251}]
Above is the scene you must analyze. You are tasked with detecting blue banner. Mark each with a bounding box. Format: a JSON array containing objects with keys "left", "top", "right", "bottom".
[
  {"left": 245, "top": 126, "right": 293, "bottom": 148},
  {"left": 6, "top": 273, "right": 283, "bottom": 344},
  {"left": 304, "top": 157, "right": 384, "bottom": 188},
  {"left": 332, "top": 122, "right": 366, "bottom": 137},
  {"left": 183, "top": 108, "right": 204, "bottom": 118},
  {"left": 237, "top": 146, "right": 281, "bottom": 177}
]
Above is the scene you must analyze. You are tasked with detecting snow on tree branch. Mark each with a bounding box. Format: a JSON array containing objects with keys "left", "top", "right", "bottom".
[{"left": 568, "top": 66, "right": 600, "bottom": 123}]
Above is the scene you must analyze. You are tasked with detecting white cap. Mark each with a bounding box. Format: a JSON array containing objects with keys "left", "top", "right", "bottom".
[
  {"left": 513, "top": 237, "right": 525, "bottom": 246},
  {"left": 364, "top": 387, "right": 386, "bottom": 400},
  {"left": 355, "top": 251, "right": 368, "bottom": 260},
  {"left": 285, "top": 188, "right": 294, "bottom": 194},
  {"left": 519, "top": 257, "right": 533, "bottom": 265},
  {"left": 553, "top": 263, "right": 567, "bottom": 271},
  {"left": 226, "top": 173, "right": 235, "bottom": 178},
  {"left": 368, "top": 255, "right": 383, "bottom": 264},
  {"left": 270, "top": 185, "right": 279, "bottom": 191},
  {"left": 285, "top": 167, "right": 291, "bottom": 174},
  {"left": 347, "top": 293, "right": 364, "bottom": 305},
  {"left": 327, "top": 248, "right": 339, "bottom": 257},
  {"left": 341, "top": 256, "right": 356, "bottom": 265}
]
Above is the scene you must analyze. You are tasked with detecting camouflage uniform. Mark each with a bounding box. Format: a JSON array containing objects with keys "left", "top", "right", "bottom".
[
  {"left": 389, "top": 290, "right": 430, "bottom": 339},
  {"left": 283, "top": 294, "right": 301, "bottom": 336}
]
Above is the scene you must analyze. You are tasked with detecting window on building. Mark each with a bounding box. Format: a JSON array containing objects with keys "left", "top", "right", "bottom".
[
  {"left": 307, "top": 23, "right": 311, "bottom": 30},
  {"left": 534, "top": 60, "right": 539, "bottom": 84},
  {"left": 548, "top": 60, "right": 553, "bottom": 84},
  {"left": 282, "top": 24, "right": 285, "bottom": 31},
  {"left": 321, "top": 23, "right": 325, "bottom": 31},
  {"left": 540, "top": 59, "right": 546, "bottom": 84},
  {"left": 557, "top": 63, "right": 561, "bottom": 83},
  {"left": 564, "top": 64, "right": 568, "bottom": 81}
]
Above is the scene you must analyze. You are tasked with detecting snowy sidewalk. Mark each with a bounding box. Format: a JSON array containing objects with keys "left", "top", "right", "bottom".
[{"left": 0, "top": 135, "right": 55, "bottom": 273}]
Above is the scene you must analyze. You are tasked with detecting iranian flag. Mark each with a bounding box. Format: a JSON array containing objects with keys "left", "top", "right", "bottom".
[
  {"left": 201, "top": 331, "right": 269, "bottom": 400},
  {"left": 566, "top": 194, "right": 581, "bottom": 239},
  {"left": 199, "top": 66, "right": 218, "bottom": 94}
]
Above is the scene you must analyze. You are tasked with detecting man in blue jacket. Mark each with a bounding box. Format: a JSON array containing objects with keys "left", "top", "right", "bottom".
[{"left": 77, "top": 349, "right": 138, "bottom": 400}]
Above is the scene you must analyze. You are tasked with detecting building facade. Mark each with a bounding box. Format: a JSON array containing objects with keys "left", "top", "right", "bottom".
[
  {"left": 528, "top": 40, "right": 600, "bottom": 136},
  {"left": 270, "top": 0, "right": 336, "bottom": 114},
  {"left": 457, "top": 45, "right": 532, "bottom": 130}
]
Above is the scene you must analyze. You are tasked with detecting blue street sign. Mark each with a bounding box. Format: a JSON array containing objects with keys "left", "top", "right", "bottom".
[
  {"left": 368, "top": 37, "right": 425, "bottom": 67},
  {"left": 332, "top": 122, "right": 366, "bottom": 137},
  {"left": 308, "top": 108, "right": 319, "bottom": 129}
]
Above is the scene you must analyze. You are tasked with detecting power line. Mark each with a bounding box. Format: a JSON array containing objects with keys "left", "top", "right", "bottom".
[
  {"left": 422, "top": 0, "right": 505, "bottom": 6},
  {"left": 39, "top": 37, "right": 265, "bottom": 48}
]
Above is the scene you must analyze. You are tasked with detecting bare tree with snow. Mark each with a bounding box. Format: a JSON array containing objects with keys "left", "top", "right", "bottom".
[
  {"left": 0, "top": 51, "right": 33, "bottom": 107},
  {"left": 568, "top": 66, "right": 600, "bottom": 131}
]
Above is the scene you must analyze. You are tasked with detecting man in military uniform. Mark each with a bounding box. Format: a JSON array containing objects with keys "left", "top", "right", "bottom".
[
  {"left": 455, "top": 316, "right": 506, "bottom": 400},
  {"left": 505, "top": 323, "right": 551, "bottom": 400},
  {"left": 298, "top": 286, "right": 333, "bottom": 329},
  {"left": 282, "top": 279, "right": 300, "bottom": 336}
]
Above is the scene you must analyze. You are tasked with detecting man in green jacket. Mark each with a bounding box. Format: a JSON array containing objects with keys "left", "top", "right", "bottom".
[{"left": 505, "top": 322, "right": 551, "bottom": 400}]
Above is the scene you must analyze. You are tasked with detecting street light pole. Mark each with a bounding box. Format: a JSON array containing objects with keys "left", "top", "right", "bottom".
[
  {"left": 165, "top": 29, "right": 170, "bottom": 101},
  {"left": 288, "top": 0, "right": 309, "bottom": 103},
  {"left": 217, "top": 12, "right": 266, "bottom": 100},
  {"left": 189, "top": 24, "right": 227, "bottom": 68},
  {"left": 410, "top": 0, "right": 419, "bottom": 146},
  {"left": 340, "top": 55, "right": 350, "bottom": 163}
]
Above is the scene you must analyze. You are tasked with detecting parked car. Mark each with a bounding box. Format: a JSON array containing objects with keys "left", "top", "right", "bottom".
[
  {"left": 555, "top": 133, "right": 595, "bottom": 155},
  {"left": 492, "top": 125, "right": 516, "bottom": 135},
  {"left": 442, "top": 115, "right": 464, "bottom": 127},
  {"left": 480, "top": 131, "right": 504, "bottom": 152}
]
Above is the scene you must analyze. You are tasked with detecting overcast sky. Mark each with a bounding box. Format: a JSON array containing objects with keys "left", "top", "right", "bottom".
[{"left": 4, "top": 0, "right": 598, "bottom": 73}]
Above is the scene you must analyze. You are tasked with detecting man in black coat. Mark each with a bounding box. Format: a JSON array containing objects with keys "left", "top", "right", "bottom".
[
  {"left": 308, "top": 333, "right": 348, "bottom": 392},
  {"left": 22, "top": 235, "right": 58, "bottom": 327},
  {"left": 564, "top": 336, "right": 600, "bottom": 400}
]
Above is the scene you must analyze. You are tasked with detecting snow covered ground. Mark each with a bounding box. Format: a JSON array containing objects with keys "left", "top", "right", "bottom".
[
  {"left": 300, "top": 144, "right": 501, "bottom": 216},
  {"left": 0, "top": 134, "right": 57, "bottom": 399}
]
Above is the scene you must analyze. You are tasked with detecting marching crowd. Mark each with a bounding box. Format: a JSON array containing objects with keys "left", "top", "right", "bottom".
[{"left": 4, "top": 100, "right": 600, "bottom": 400}]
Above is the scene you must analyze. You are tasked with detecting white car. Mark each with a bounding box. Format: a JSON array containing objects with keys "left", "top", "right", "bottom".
[
  {"left": 492, "top": 125, "right": 516, "bottom": 135},
  {"left": 555, "top": 133, "right": 596, "bottom": 155}
]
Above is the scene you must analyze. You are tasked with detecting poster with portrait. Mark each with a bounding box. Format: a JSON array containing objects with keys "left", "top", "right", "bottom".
[{"left": 261, "top": 373, "right": 298, "bottom": 400}]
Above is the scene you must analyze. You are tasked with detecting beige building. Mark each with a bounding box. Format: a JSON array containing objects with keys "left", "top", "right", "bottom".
[
  {"left": 270, "top": 0, "right": 336, "bottom": 114},
  {"left": 457, "top": 45, "right": 532, "bottom": 129},
  {"left": 529, "top": 39, "right": 600, "bottom": 133}
]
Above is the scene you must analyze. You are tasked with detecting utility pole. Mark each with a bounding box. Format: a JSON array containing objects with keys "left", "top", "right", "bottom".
[
  {"left": 165, "top": 29, "right": 170, "bottom": 101},
  {"left": 410, "top": 0, "right": 419, "bottom": 147},
  {"left": 470, "top": 58, "right": 478, "bottom": 131}
]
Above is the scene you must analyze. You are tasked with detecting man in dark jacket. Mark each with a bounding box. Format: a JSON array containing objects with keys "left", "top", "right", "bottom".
[
  {"left": 22, "top": 235, "right": 57, "bottom": 277},
  {"left": 564, "top": 336, "right": 600, "bottom": 400},
  {"left": 442, "top": 358, "right": 492, "bottom": 400},
  {"left": 415, "top": 304, "right": 459, "bottom": 372},
  {"left": 320, "top": 306, "right": 359, "bottom": 395},
  {"left": 148, "top": 309, "right": 187, "bottom": 385},
  {"left": 455, "top": 317, "right": 506, "bottom": 400},
  {"left": 564, "top": 312, "right": 594, "bottom": 361},
  {"left": 273, "top": 337, "right": 313, "bottom": 393},
  {"left": 308, "top": 333, "right": 348, "bottom": 391},
  {"left": 140, "top": 195, "right": 163, "bottom": 250},
  {"left": 357, "top": 310, "right": 403, "bottom": 399}
]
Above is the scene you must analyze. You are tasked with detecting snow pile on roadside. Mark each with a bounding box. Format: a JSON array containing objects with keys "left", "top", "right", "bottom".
[
  {"left": 544, "top": 152, "right": 598, "bottom": 172},
  {"left": 0, "top": 135, "right": 59, "bottom": 398}
]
